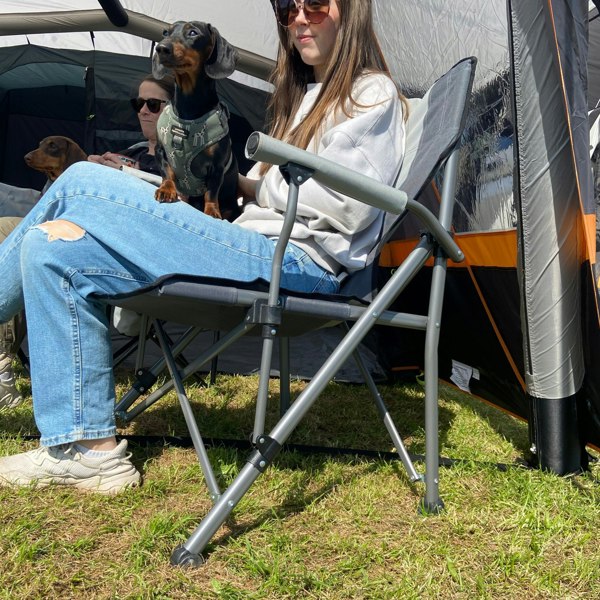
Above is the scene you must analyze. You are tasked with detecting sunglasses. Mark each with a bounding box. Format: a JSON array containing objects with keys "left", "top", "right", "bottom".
[
  {"left": 130, "top": 97, "right": 167, "bottom": 114},
  {"left": 273, "top": 0, "right": 331, "bottom": 28}
]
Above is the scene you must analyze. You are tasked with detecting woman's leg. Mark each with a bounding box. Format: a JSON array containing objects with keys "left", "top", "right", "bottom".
[
  {"left": 1, "top": 161, "right": 337, "bottom": 318},
  {"left": 0, "top": 217, "right": 25, "bottom": 408},
  {"left": 0, "top": 162, "right": 338, "bottom": 491}
]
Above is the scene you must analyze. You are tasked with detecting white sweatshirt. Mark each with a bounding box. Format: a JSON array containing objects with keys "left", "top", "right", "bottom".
[{"left": 234, "top": 72, "right": 406, "bottom": 276}]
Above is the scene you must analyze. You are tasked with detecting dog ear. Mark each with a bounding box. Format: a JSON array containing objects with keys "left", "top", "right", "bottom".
[
  {"left": 204, "top": 24, "right": 238, "bottom": 80},
  {"left": 64, "top": 138, "right": 88, "bottom": 168},
  {"left": 152, "top": 49, "right": 168, "bottom": 79}
]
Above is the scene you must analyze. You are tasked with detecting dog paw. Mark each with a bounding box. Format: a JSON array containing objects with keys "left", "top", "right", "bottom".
[
  {"left": 155, "top": 183, "right": 179, "bottom": 203},
  {"left": 204, "top": 204, "right": 223, "bottom": 220}
]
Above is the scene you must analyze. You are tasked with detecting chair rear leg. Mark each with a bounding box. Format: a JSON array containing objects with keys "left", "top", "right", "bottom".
[
  {"left": 349, "top": 338, "right": 422, "bottom": 482},
  {"left": 209, "top": 330, "right": 219, "bottom": 385},
  {"left": 419, "top": 147, "right": 460, "bottom": 514},
  {"left": 420, "top": 247, "right": 447, "bottom": 514},
  {"left": 252, "top": 334, "right": 276, "bottom": 442},
  {"left": 279, "top": 336, "right": 291, "bottom": 416}
]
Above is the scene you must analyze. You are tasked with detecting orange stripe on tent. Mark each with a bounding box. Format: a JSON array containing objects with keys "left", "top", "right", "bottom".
[
  {"left": 545, "top": 0, "right": 596, "bottom": 266},
  {"left": 379, "top": 229, "right": 526, "bottom": 391},
  {"left": 380, "top": 229, "right": 518, "bottom": 268},
  {"left": 584, "top": 213, "right": 596, "bottom": 264}
]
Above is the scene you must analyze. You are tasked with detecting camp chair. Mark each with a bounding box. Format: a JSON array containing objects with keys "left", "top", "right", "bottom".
[{"left": 107, "top": 56, "right": 476, "bottom": 566}]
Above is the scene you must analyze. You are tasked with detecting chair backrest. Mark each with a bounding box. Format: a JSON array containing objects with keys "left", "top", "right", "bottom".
[{"left": 340, "top": 56, "right": 477, "bottom": 300}]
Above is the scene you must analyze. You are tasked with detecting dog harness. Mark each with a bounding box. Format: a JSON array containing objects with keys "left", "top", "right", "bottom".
[{"left": 156, "top": 102, "right": 232, "bottom": 196}]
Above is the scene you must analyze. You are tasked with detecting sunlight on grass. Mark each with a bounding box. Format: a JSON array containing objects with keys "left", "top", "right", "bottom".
[{"left": 0, "top": 369, "right": 598, "bottom": 599}]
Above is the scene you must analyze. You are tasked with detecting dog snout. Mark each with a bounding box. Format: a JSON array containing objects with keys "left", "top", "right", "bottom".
[
  {"left": 155, "top": 42, "right": 173, "bottom": 59},
  {"left": 24, "top": 151, "right": 34, "bottom": 165}
]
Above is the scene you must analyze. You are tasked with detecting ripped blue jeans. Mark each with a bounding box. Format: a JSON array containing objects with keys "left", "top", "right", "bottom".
[{"left": 0, "top": 162, "right": 339, "bottom": 446}]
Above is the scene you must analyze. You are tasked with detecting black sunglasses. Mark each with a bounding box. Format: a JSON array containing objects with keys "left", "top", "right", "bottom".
[
  {"left": 130, "top": 97, "right": 167, "bottom": 114},
  {"left": 273, "top": 0, "right": 331, "bottom": 28}
]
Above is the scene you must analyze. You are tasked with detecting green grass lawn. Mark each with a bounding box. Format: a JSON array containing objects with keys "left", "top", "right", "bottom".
[{"left": 0, "top": 369, "right": 598, "bottom": 599}]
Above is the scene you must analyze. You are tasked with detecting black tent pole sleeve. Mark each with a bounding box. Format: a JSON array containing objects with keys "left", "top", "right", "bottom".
[{"left": 97, "top": 0, "right": 129, "bottom": 27}]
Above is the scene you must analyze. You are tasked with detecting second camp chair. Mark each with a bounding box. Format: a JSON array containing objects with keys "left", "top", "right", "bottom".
[{"left": 107, "top": 57, "right": 476, "bottom": 566}]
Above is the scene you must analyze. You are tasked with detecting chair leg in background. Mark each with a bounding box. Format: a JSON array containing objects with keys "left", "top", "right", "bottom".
[
  {"left": 153, "top": 320, "right": 222, "bottom": 502},
  {"left": 349, "top": 335, "right": 422, "bottom": 483},
  {"left": 420, "top": 248, "right": 447, "bottom": 514},
  {"left": 279, "top": 336, "right": 291, "bottom": 417},
  {"left": 114, "top": 324, "right": 205, "bottom": 422}
]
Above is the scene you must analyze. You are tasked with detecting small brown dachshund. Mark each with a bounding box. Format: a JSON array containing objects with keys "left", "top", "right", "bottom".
[
  {"left": 24, "top": 136, "right": 87, "bottom": 181},
  {"left": 152, "top": 21, "right": 241, "bottom": 221}
]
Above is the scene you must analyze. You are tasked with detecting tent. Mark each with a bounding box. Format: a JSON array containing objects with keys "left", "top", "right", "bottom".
[
  {"left": 0, "top": 0, "right": 598, "bottom": 475},
  {"left": 0, "top": 0, "right": 275, "bottom": 190}
]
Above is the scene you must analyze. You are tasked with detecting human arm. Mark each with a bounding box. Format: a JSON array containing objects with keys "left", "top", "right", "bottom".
[
  {"left": 88, "top": 144, "right": 163, "bottom": 185},
  {"left": 237, "top": 174, "right": 258, "bottom": 205}
]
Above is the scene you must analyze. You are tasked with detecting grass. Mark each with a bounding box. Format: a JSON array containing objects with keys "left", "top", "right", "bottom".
[{"left": 0, "top": 365, "right": 598, "bottom": 599}]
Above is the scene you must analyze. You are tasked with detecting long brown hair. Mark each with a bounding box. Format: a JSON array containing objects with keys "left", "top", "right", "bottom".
[{"left": 261, "top": 0, "right": 407, "bottom": 175}]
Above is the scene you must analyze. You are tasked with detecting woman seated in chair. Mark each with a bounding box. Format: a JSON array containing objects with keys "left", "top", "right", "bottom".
[{"left": 0, "top": 0, "right": 407, "bottom": 494}]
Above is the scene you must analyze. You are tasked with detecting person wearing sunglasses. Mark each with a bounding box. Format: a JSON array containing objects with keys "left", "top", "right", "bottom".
[
  {"left": 0, "top": 0, "right": 407, "bottom": 494},
  {"left": 0, "top": 74, "right": 175, "bottom": 411},
  {"left": 87, "top": 74, "right": 174, "bottom": 177}
]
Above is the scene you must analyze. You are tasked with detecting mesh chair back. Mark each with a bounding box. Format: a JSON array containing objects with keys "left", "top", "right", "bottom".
[{"left": 341, "top": 57, "right": 476, "bottom": 300}]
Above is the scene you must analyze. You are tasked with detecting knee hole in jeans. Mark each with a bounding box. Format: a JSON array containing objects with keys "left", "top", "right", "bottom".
[{"left": 36, "top": 220, "right": 86, "bottom": 242}]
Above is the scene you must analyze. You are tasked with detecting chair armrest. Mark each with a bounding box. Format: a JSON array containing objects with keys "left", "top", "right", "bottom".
[
  {"left": 246, "top": 131, "right": 408, "bottom": 214},
  {"left": 245, "top": 132, "right": 464, "bottom": 263}
]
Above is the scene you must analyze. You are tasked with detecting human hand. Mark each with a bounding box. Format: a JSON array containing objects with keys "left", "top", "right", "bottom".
[
  {"left": 237, "top": 174, "right": 257, "bottom": 206},
  {"left": 88, "top": 153, "right": 138, "bottom": 170}
]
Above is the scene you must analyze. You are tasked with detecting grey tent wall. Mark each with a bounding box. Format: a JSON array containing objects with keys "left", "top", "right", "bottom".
[{"left": 508, "top": 0, "right": 587, "bottom": 473}]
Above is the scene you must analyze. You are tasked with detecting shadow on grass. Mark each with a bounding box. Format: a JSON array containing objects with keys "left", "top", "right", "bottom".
[
  {"left": 437, "top": 380, "right": 532, "bottom": 458},
  {"left": 118, "top": 375, "right": 459, "bottom": 459},
  {"left": 0, "top": 367, "right": 532, "bottom": 557},
  {"left": 201, "top": 452, "right": 423, "bottom": 554}
]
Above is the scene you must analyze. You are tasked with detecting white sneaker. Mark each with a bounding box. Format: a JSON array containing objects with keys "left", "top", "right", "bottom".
[
  {"left": 0, "top": 356, "right": 22, "bottom": 409},
  {"left": 0, "top": 439, "right": 141, "bottom": 494}
]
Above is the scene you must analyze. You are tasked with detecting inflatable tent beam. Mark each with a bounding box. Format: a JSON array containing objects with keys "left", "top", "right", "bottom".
[
  {"left": 507, "top": 0, "right": 590, "bottom": 474},
  {"left": 0, "top": 10, "right": 273, "bottom": 82}
]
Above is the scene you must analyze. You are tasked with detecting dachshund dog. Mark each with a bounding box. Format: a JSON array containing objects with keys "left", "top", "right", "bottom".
[
  {"left": 24, "top": 136, "right": 87, "bottom": 181},
  {"left": 152, "top": 21, "right": 241, "bottom": 221}
]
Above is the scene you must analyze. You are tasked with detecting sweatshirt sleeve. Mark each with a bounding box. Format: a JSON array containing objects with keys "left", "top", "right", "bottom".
[{"left": 254, "top": 74, "right": 405, "bottom": 236}]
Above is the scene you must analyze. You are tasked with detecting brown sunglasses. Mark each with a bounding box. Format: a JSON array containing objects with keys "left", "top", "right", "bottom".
[{"left": 273, "top": 0, "right": 331, "bottom": 28}]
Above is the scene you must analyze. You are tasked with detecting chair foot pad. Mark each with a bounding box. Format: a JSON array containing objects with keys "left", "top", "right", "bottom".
[
  {"left": 418, "top": 497, "right": 445, "bottom": 515},
  {"left": 170, "top": 545, "right": 205, "bottom": 568}
]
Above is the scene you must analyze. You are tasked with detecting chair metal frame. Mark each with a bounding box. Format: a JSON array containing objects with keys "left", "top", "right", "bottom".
[{"left": 108, "top": 57, "right": 476, "bottom": 566}]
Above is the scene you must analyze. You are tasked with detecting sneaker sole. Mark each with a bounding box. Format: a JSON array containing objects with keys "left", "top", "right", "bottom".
[
  {"left": 0, "top": 471, "right": 142, "bottom": 495},
  {"left": 0, "top": 395, "right": 23, "bottom": 409}
]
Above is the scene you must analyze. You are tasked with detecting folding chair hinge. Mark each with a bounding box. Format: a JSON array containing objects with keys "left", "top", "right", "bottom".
[
  {"left": 132, "top": 368, "right": 158, "bottom": 394},
  {"left": 421, "top": 229, "right": 453, "bottom": 257},
  {"left": 248, "top": 435, "right": 282, "bottom": 473},
  {"left": 245, "top": 298, "right": 282, "bottom": 326},
  {"left": 420, "top": 230, "right": 436, "bottom": 246},
  {"left": 279, "top": 162, "right": 315, "bottom": 186}
]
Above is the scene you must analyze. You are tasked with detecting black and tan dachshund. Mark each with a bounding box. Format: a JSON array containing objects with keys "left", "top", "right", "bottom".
[
  {"left": 152, "top": 21, "right": 241, "bottom": 221},
  {"left": 24, "top": 136, "right": 87, "bottom": 181}
]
